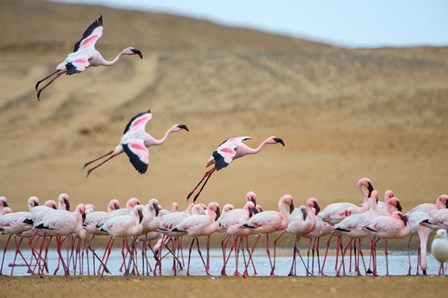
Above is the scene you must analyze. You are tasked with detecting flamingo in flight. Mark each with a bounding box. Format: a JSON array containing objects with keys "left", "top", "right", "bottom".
[
  {"left": 35, "top": 15, "right": 143, "bottom": 100},
  {"left": 83, "top": 110, "right": 189, "bottom": 176},
  {"left": 187, "top": 136, "right": 285, "bottom": 202}
]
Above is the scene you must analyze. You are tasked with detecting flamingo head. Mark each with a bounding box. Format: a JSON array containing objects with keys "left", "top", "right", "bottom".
[
  {"left": 44, "top": 200, "right": 58, "bottom": 209},
  {"left": 175, "top": 124, "right": 189, "bottom": 132},
  {"left": 307, "top": 197, "right": 320, "bottom": 215},
  {"left": 272, "top": 137, "right": 285, "bottom": 146},
  {"left": 149, "top": 198, "right": 160, "bottom": 217},
  {"left": 125, "top": 47, "right": 143, "bottom": 59},
  {"left": 389, "top": 198, "right": 403, "bottom": 212},
  {"left": 28, "top": 196, "right": 39, "bottom": 209},
  {"left": 0, "top": 197, "right": 8, "bottom": 208},
  {"left": 126, "top": 198, "right": 141, "bottom": 209},
  {"left": 135, "top": 205, "right": 144, "bottom": 223},
  {"left": 108, "top": 199, "right": 120, "bottom": 212}
]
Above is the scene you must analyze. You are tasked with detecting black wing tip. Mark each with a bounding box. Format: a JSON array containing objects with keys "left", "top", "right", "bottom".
[
  {"left": 212, "top": 150, "right": 228, "bottom": 171},
  {"left": 122, "top": 143, "right": 148, "bottom": 174}
]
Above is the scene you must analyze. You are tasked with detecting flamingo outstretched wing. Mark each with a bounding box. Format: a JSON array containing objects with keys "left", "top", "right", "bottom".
[
  {"left": 57, "top": 15, "right": 104, "bottom": 74},
  {"left": 123, "top": 110, "right": 152, "bottom": 135},
  {"left": 211, "top": 136, "right": 250, "bottom": 170},
  {"left": 122, "top": 139, "right": 149, "bottom": 174}
]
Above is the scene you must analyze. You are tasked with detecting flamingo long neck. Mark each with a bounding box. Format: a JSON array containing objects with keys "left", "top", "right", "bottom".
[
  {"left": 152, "top": 125, "right": 178, "bottom": 146},
  {"left": 100, "top": 49, "right": 128, "bottom": 66},
  {"left": 278, "top": 199, "right": 291, "bottom": 229},
  {"left": 247, "top": 138, "right": 272, "bottom": 155}
]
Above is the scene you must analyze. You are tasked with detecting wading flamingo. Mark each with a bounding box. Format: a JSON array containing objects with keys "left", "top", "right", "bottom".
[
  {"left": 84, "top": 110, "right": 189, "bottom": 176},
  {"left": 35, "top": 15, "right": 143, "bottom": 100},
  {"left": 187, "top": 136, "right": 285, "bottom": 202},
  {"left": 242, "top": 194, "right": 294, "bottom": 276}
]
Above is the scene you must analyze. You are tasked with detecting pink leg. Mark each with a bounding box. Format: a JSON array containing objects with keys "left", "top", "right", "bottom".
[{"left": 0, "top": 235, "right": 12, "bottom": 275}]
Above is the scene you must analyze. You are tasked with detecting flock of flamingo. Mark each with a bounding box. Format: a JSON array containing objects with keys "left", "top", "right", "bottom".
[{"left": 1, "top": 15, "right": 447, "bottom": 278}]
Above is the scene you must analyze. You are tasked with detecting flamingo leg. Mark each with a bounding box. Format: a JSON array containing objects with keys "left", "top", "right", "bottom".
[
  {"left": 83, "top": 151, "right": 114, "bottom": 169},
  {"left": 0, "top": 235, "right": 12, "bottom": 275},
  {"left": 36, "top": 70, "right": 66, "bottom": 100},
  {"left": 186, "top": 168, "right": 215, "bottom": 202},
  {"left": 35, "top": 69, "right": 60, "bottom": 91},
  {"left": 86, "top": 152, "right": 121, "bottom": 177}
]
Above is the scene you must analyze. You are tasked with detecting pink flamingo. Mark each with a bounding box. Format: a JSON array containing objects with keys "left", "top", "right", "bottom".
[
  {"left": 242, "top": 194, "right": 294, "bottom": 276},
  {"left": 83, "top": 110, "right": 189, "bottom": 176},
  {"left": 96, "top": 198, "right": 141, "bottom": 229},
  {"left": 171, "top": 202, "right": 221, "bottom": 276},
  {"left": 333, "top": 190, "right": 402, "bottom": 276},
  {"left": 0, "top": 196, "right": 9, "bottom": 215},
  {"left": 35, "top": 15, "right": 143, "bottom": 100},
  {"left": 363, "top": 211, "right": 411, "bottom": 275},
  {"left": 34, "top": 204, "right": 86, "bottom": 276},
  {"left": 138, "top": 198, "right": 161, "bottom": 275},
  {"left": 286, "top": 197, "right": 320, "bottom": 276},
  {"left": 422, "top": 209, "right": 448, "bottom": 229},
  {"left": 187, "top": 136, "right": 285, "bottom": 202},
  {"left": 0, "top": 196, "right": 39, "bottom": 275},
  {"left": 98, "top": 205, "right": 144, "bottom": 276},
  {"left": 405, "top": 194, "right": 448, "bottom": 275},
  {"left": 319, "top": 177, "right": 374, "bottom": 274},
  {"left": 220, "top": 201, "right": 257, "bottom": 276}
]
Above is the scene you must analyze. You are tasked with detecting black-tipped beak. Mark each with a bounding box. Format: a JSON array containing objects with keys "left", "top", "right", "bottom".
[
  {"left": 132, "top": 48, "right": 143, "bottom": 59},
  {"left": 114, "top": 203, "right": 120, "bottom": 210},
  {"left": 274, "top": 138, "right": 285, "bottom": 146},
  {"left": 367, "top": 182, "right": 374, "bottom": 198},
  {"left": 289, "top": 202, "right": 295, "bottom": 214},
  {"left": 138, "top": 209, "right": 144, "bottom": 224},
  {"left": 314, "top": 202, "right": 321, "bottom": 215},
  {"left": 399, "top": 213, "right": 408, "bottom": 225},
  {"left": 252, "top": 206, "right": 259, "bottom": 215},
  {"left": 249, "top": 207, "right": 254, "bottom": 218},
  {"left": 178, "top": 124, "right": 189, "bottom": 132},
  {"left": 154, "top": 202, "right": 160, "bottom": 217},
  {"left": 396, "top": 202, "right": 403, "bottom": 212},
  {"left": 34, "top": 201, "right": 39, "bottom": 207},
  {"left": 3, "top": 201, "right": 9, "bottom": 208},
  {"left": 215, "top": 207, "right": 221, "bottom": 221},
  {"left": 301, "top": 208, "right": 307, "bottom": 221},
  {"left": 64, "top": 199, "right": 70, "bottom": 211},
  {"left": 82, "top": 212, "right": 86, "bottom": 224}
]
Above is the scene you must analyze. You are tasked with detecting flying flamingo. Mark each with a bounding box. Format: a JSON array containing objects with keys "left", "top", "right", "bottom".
[
  {"left": 187, "top": 136, "right": 285, "bottom": 202},
  {"left": 241, "top": 194, "right": 294, "bottom": 276},
  {"left": 35, "top": 15, "right": 143, "bottom": 100},
  {"left": 83, "top": 110, "right": 189, "bottom": 176},
  {"left": 431, "top": 229, "right": 448, "bottom": 275}
]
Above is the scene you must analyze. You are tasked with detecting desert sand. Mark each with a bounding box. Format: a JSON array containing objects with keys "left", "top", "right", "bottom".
[{"left": 0, "top": 0, "right": 447, "bottom": 297}]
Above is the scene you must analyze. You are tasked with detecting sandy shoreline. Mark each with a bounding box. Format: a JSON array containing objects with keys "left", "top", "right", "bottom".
[{"left": 0, "top": 275, "right": 446, "bottom": 298}]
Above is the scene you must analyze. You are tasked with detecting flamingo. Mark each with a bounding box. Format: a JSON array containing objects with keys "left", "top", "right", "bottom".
[
  {"left": 0, "top": 196, "right": 9, "bottom": 215},
  {"left": 286, "top": 197, "right": 320, "bottom": 276},
  {"left": 34, "top": 204, "right": 86, "bottom": 276},
  {"left": 319, "top": 177, "right": 374, "bottom": 274},
  {"left": 98, "top": 205, "right": 144, "bottom": 276},
  {"left": 171, "top": 202, "right": 221, "bottom": 276},
  {"left": 363, "top": 211, "right": 411, "bottom": 276},
  {"left": 138, "top": 198, "right": 161, "bottom": 275},
  {"left": 0, "top": 196, "right": 39, "bottom": 275},
  {"left": 187, "top": 136, "right": 285, "bottom": 202},
  {"left": 405, "top": 194, "right": 448, "bottom": 274},
  {"left": 241, "top": 194, "right": 294, "bottom": 276},
  {"left": 83, "top": 110, "right": 189, "bottom": 176},
  {"left": 35, "top": 15, "right": 143, "bottom": 100},
  {"left": 431, "top": 229, "right": 448, "bottom": 275}
]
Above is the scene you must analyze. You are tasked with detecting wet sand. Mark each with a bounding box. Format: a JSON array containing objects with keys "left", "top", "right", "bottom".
[{"left": 1, "top": 275, "right": 446, "bottom": 298}]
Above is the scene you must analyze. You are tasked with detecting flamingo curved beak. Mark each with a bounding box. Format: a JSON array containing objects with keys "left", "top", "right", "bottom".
[
  {"left": 314, "top": 201, "right": 321, "bottom": 214},
  {"left": 178, "top": 124, "right": 189, "bottom": 132},
  {"left": 132, "top": 48, "right": 143, "bottom": 59},
  {"left": 274, "top": 138, "right": 285, "bottom": 146}
]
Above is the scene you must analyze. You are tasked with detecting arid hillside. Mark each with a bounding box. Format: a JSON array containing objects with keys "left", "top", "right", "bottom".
[{"left": 1, "top": 0, "right": 447, "bottom": 214}]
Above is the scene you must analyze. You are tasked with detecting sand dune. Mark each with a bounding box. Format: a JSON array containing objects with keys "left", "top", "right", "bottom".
[{"left": 1, "top": 0, "right": 447, "bottom": 216}]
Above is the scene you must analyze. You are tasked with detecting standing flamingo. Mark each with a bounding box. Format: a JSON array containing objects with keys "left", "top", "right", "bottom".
[
  {"left": 35, "top": 15, "right": 143, "bottom": 100},
  {"left": 83, "top": 110, "right": 189, "bottom": 176},
  {"left": 286, "top": 197, "right": 320, "bottom": 276},
  {"left": 241, "top": 194, "right": 294, "bottom": 276},
  {"left": 187, "top": 136, "right": 285, "bottom": 202}
]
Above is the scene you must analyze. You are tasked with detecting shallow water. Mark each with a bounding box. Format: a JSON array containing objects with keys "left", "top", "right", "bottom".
[{"left": 0, "top": 246, "right": 444, "bottom": 277}]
